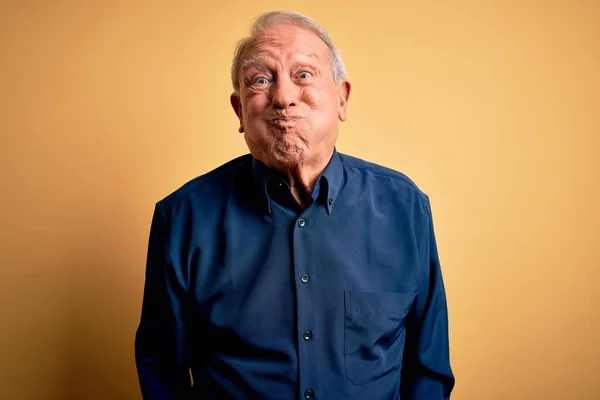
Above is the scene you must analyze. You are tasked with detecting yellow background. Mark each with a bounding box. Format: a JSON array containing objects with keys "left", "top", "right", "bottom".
[{"left": 1, "top": 1, "right": 599, "bottom": 399}]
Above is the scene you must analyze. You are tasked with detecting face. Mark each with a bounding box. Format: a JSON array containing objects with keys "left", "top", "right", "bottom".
[{"left": 231, "top": 23, "right": 351, "bottom": 170}]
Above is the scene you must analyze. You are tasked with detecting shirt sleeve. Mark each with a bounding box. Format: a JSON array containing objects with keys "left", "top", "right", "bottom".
[
  {"left": 135, "top": 202, "right": 193, "bottom": 399},
  {"left": 400, "top": 196, "right": 455, "bottom": 399}
]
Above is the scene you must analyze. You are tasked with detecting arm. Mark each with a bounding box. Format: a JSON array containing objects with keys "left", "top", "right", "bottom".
[
  {"left": 401, "top": 197, "right": 455, "bottom": 399},
  {"left": 135, "top": 202, "right": 192, "bottom": 399}
]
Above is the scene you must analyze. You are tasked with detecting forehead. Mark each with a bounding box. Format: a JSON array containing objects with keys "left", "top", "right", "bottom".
[{"left": 243, "top": 23, "right": 330, "bottom": 66}]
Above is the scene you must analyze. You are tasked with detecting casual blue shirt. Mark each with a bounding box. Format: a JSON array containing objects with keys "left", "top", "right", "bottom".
[{"left": 135, "top": 150, "right": 455, "bottom": 399}]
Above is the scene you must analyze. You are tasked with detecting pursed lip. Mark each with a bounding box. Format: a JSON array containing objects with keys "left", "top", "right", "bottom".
[{"left": 267, "top": 115, "right": 303, "bottom": 123}]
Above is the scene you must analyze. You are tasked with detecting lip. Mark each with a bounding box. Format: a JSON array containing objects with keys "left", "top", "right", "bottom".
[{"left": 268, "top": 116, "right": 302, "bottom": 123}]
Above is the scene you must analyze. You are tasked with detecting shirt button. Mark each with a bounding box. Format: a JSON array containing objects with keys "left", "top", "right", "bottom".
[
  {"left": 303, "top": 330, "right": 312, "bottom": 341},
  {"left": 328, "top": 197, "right": 334, "bottom": 205},
  {"left": 300, "top": 273, "right": 310, "bottom": 283},
  {"left": 304, "top": 389, "right": 314, "bottom": 399},
  {"left": 298, "top": 218, "right": 306, "bottom": 227}
]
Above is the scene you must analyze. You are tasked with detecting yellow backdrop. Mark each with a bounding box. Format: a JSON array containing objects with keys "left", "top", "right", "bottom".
[{"left": 1, "top": 1, "right": 599, "bottom": 399}]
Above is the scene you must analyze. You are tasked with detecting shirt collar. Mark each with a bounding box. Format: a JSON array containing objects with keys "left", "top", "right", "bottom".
[{"left": 251, "top": 148, "right": 344, "bottom": 215}]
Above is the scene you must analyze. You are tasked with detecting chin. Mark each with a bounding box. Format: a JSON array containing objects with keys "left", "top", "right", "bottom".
[
  {"left": 245, "top": 127, "right": 313, "bottom": 169},
  {"left": 271, "top": 140, "right": 308, "bottom": 168}
]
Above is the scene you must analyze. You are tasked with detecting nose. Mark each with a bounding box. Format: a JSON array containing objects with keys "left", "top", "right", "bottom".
[{"left": 271, "top": 75, "right": 298, "bottom": 109}]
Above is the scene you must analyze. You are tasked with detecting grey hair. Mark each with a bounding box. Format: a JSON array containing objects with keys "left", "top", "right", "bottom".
[{"left": 231, "top": 11, "right": 347, "bottom": 94}]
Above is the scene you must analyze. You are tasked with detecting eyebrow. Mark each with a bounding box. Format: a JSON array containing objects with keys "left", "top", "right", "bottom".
[
  {"left": 241, "top": 55, "right": 267, "bottom": 74},
  {"left": 299, "top": 51, "right": 321, "bottom": 60},
  {"left": 241, "top": 52, "right": 321, "bottom": 74}
]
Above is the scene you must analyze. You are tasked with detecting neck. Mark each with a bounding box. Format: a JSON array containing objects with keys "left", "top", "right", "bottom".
[{"left": 279, "top": 150, "right": 333, "bottom": 209}]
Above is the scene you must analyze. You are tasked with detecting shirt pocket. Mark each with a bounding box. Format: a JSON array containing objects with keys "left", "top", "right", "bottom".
[{"left": 344, "top": 291, "right": 414, "bottom": 385}]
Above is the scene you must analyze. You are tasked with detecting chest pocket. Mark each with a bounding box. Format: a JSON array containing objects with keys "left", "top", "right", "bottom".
[{"left": 344, "top": 291, "right": 414, "bottom": 385}]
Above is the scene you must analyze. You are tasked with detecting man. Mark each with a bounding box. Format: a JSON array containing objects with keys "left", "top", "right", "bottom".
[{"left": 135, "top": 10, "right": 454, "bottom": 400}]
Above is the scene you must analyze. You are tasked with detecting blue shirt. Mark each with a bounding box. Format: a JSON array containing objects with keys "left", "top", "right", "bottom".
[{"left": 135, "top": 150, "right": 455, "bottom": 399}]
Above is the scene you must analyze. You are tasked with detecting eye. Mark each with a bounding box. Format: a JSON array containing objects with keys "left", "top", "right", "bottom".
[
  {"left": 253, "top": 77, "right": 269, "bottom": 84},
  {"left": 298, "top": 71, "right": 312, "bottom": 79}
]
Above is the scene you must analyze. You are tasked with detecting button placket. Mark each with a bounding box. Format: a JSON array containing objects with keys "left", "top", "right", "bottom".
[{"left": 294, "top": 210, "right": 316, "bottom": 400}]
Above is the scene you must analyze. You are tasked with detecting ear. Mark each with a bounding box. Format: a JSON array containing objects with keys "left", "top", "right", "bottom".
[
  {"left": 337, "top": 80, "right": 351, "bottom": 122},
  {"left": 230, "top": 92, "right": 244, "bottom": 133}
]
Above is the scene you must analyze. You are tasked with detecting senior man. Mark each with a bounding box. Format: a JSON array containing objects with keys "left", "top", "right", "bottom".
[{"left": 135, "top": 10, "right": 455, "bottom": 400}]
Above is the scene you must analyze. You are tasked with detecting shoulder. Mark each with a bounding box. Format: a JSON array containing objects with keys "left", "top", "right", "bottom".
[
  {"left": 157, "top": 154, "right": 253, "bottom": 211},
  {"left": 339, "top": 152, "right": 430, "bottom": 205}
]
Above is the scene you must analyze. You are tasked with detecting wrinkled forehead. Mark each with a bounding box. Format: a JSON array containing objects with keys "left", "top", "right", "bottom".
[{"left": 242, "top": 24, "right": 331, "bottom": 68}]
